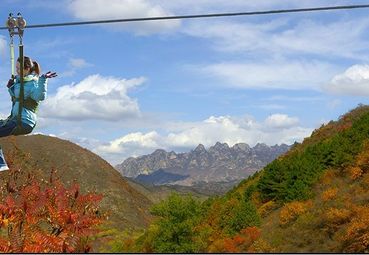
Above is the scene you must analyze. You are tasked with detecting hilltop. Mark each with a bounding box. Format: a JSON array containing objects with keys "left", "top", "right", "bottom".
[{"left": 0, "top": 134, "right": 153, "bottom": 231}]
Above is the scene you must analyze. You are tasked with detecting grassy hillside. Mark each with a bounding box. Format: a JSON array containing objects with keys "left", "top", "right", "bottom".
[
  {"left": 227, "top": 104, "right": 369, "bottom": 252},
  {"left": 121, "top": 104, "right": 369, "bottom": 253},
  {"left": 0, "top": 134, "right": 153, "bottom": 231},
  {"left": 126, "top": 179, "right": 240, "bottom": 204}
]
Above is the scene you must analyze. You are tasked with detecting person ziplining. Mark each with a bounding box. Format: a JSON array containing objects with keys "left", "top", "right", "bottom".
[
  {"left": 0, "top": 5, "right": 366, "bottom": 171},
  {"left": 0, "top": 14, "right": 57, "bottom": 171}
]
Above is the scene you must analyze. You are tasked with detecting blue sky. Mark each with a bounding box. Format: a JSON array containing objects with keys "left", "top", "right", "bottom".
[{"left": 1, "top": 0, "right": 369, "bottom": 165}]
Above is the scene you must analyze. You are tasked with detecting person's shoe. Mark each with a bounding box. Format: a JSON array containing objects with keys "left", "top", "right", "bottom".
[
  {"left": 0, "top": 165, "right": 9, "bottom": 171},
  {"left": 0, "top": 148, "right": 9, "bottom": 171}
]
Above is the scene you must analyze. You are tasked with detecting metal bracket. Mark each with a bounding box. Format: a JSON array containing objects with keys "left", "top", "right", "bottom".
[{"left": 6, "top": 13, "right": 26, "bottom": 38}]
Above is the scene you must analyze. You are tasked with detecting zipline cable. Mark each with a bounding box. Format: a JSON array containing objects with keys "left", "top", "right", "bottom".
[{"left": 1, "top": 4, "right": 369, "bottom": 30}]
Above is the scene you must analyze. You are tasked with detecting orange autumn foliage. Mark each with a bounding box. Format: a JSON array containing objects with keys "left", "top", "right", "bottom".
[
  {"left": 348, "top": 166, "right": 363, "bottom": 180},
  {"left": 223, "top": 227, "right": 261, "bottom": 253},
  {"left": 355, "top": 141, "right": 369, "bottom": 173},
  {"left": 0, "top": 168, "right": 104, "bottom": 253},
  {"left": 342, "top": 205, "right": 369, "bottom": 252},
  {"left": 321, "top": 188, "right": 338, "bottom": 201},
  {"left": 258, "top": 200, "right": 277, "bottom": 217},
  {"left": 320, "top": 169, "right": 336, "bottom": 185},
  {"left": 324, "top": 207, "right": 352, "bottom": 225},
  {"left": 279, "top": 200, "right": 312, "bottom": 226}
]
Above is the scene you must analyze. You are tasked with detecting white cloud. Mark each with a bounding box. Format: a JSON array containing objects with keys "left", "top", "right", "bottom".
[
  {"left": 95, "top": 114, "right": 312, "bottom": 164},
  {"left": 323, "top": 65, "right": 369, "bottom": 96},
  {"left": 265, "top": 114, "right": 299, "bottom": 129},
  {"left": 69, "top": 58, "right": 91, "bottom": 69},
  {"left": 184, "top": 17, "right": 369, "bottom": 60},
  {"left": 200, "top": 59, "right": 338, "bottom": 90},
  {"left": 265, "top": 95, "right": 324, "bottom": 102},
  {"left": 153, "top": 0, "right": 344, "bottom": 14},
  {"left": 98, "top": 131, "right": 160, "bottom": 154},
  {"left": 60, "top": 57, "right": 93, "bottom": 77},
  {"left": 184, "top": 20, "right": 286, "bottom": 54},
  {"left": 0, "top": 112, "right": 8, "bottom": 120},
  {"left": 0, "top": 36, "right": 7, "bottom": 62},
  {"left": 66, "top": 0, "right": 180, "bottom": 35},
  {"left": 41, "top": 74, "right": 145, "bottom": 121}
]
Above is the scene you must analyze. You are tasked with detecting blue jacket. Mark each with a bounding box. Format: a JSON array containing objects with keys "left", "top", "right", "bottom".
[{"left": 8, "top": 74, "right": 47, "bottom": 127}]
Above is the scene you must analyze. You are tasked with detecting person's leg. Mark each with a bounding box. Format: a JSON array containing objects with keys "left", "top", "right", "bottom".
[
  {"left": 0, "top": 148, "right": 8, "bottom": 171},
  {"left": 0, "top": 119, "right": 17, "bottom": 137},
  {"left": 0, "top": 120, "right": 17, "bottom": 171}
]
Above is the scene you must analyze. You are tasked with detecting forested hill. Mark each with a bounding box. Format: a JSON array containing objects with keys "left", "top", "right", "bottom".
[{"left": 120, "top": 104, "right": 369, "bottom": 253}]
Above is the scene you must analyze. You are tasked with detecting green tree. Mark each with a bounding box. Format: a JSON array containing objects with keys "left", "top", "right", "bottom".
[
  {"left": 219, "top": 197, "right": 260, "bottom": 236},
  {"left": 258, "top": 109, "right": 369, "bottom": 202},
  {"left": 149, "top": 193, "right": 203, "bottom": 253}
]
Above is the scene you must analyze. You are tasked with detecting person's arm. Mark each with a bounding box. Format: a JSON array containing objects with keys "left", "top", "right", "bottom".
[
  {"left": 31, "top": 76, "right": 48, "bottom": 101},
  {"left": 31, "top": 72, "right": 57, "bottom": 101},
  {"left": 6, "top": 78, "right": 14, "bottom": 88}
]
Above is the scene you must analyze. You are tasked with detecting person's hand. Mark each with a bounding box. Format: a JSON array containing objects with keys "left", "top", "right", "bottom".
[
  {"left": 42, "top": 71, "right": 57, "bottom": 79},
  {"left": 6, "top": 78, "right": 14, "bottom": 88}
]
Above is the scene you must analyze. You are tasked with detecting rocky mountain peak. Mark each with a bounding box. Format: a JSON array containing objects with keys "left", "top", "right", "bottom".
[
  {"left": 210, "top": 142, "right": 230, "bottom": 151},
  {"left": 116, "top": 142, "right": 291, "bottom": 184},
  {"left": 168, "top": 151, "right": 177, "bottom": 160},
  {"left": 277, "top": 143, "right": 290, "bottom": 150},
  {"left": 232, "top": 143, "right": 251, "bottom": 152},
  {"left": 152, "top": 149, "right": 167, "bottom": 158},
  {"left": 254, "top": 143, "right": 269, "bottom": 150},
  {"left": 194, "top": 144, "right": 206, "bottom": 153}
]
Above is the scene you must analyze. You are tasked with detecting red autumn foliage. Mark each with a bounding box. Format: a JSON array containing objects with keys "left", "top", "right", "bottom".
[
  {"left": 223, "top": 226, "right": 261, "bottom": 253},
  {"left": 0, "top": 168, "right": 104, "bottom": 253}
]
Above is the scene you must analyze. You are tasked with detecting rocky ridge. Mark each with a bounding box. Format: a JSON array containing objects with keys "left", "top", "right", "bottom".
[{"left": 116, "top": 142, "right": 290, "bottom": 185}]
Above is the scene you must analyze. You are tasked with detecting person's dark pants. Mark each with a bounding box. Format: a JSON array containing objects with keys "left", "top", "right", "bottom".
[
  {"left": 0, "top": 119, "right": 33, "bottom": 137},
  {"left": 0, "top": 119, "right": 33, "bottom": 170}
]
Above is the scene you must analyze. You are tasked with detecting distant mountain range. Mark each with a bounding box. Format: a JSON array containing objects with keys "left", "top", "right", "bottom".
[{"left": 116, "top": 142, "right": 290, "bottom": 186}]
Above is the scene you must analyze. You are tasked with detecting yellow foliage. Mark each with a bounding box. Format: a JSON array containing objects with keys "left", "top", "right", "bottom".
[
  {"left": 279, "top": 200, "right": 312, "bottom": 226},
  {"left": 346, "top": 206, "right": 369, "bottom": 236},
  {"left": 250, "top": 191, "right": 262, "bottom": 208},
  {"left": 321, "top": 188, "right": 338, "bottom": 201},
  {"left": 258, "top": 200, "right": 277, "bottom": 218},
  {"left": 207, "top": 239, "right": 225, "bottom": 253},
  {"left": 348, "top": 166, "right": 363, "bottom": 180},
  {"left": 343, "top": 205, "right": 369, "bottom": 252},
  {"left": 324, "top": 207, "right": 352, "bottom": 225},
  {"left": 363, "top": 173, "right": 369, "bottom": 185},
  {"left": 355, "top": 142, "right": 369, "bottom": 172},
  {"left": 251, "top": 238, "right": 275, "bottom": 253},
  {"left": 320, "top": 169, "right": 336, "bottom": 185}
]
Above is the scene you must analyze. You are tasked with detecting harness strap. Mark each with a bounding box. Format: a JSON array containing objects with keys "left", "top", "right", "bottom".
[
  {"left": 10, "top": 36, "right": 14, "bottom": 78},
  {"left": 6, "top": 13, "right": 31, "bottom": 136},
  {"left": 11, "top": 96, "right": 39, "bottom": 113},
  {"left": 17, "top": 44, "right": 24, "bottom": 131}
]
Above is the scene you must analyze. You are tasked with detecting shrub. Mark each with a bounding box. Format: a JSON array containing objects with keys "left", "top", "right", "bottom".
[
  {"left": 222, "top": 227, "right": 261, "bottom": 253},
  {"left": 219, "top": 198, "right": 260, "bottom": 235},
  {"left": 342, "top": 205, "right": 369, "bottom": 252},
  {"left": 322, "top": 188, "right": 338, "bottom": 201},
  {"left": 348, "top": 166, "right": 363, "bottom": 180},
  {"left": 258, "top": 200, "right": 278, "bottom": 217},
  {"left": 324, "top": 207, "right": 352, "bottom": 225},
  {"left": 279, "top": 201, "right": 312, "bottom": 226},
  {"left": 0, "top": 168, "right": 104, "bottom": 253}
]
